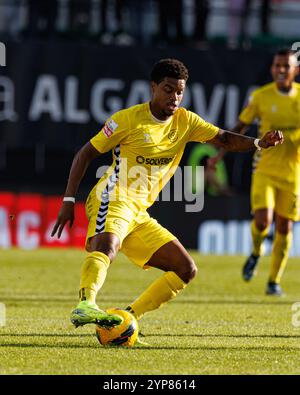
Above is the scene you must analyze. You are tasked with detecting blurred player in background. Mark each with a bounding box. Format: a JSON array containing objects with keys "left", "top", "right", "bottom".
[
  {"left": 51, "top": 58, "right": 283, "bottom": 330},
  {"left": 209, "top": 49, "right": 300, "bottom": 296}
]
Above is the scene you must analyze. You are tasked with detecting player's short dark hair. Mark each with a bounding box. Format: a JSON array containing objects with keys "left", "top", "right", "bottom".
[
  {"left": 150, "top": 58, "right": 189, "bottom": 84},
  {"left": 274, "top": 48, "right": 296, "bottom": 57}
]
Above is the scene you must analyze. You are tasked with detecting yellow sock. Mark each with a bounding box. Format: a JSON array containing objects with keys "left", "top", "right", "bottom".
[
  {"left": 269, "top": 232, "right": 292, "bottom": 284},
  {"left": 79, "top": 251, "right": 110, "bottom": 304},
  {"left": 251, "top": 220, "right": 270, "bottom": 256},
  {"left": 128, "top": 271, "right": 187, "bottom": 320}
]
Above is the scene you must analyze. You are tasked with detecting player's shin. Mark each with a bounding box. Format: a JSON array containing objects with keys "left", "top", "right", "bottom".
[
  {"left": 79, "top": 251, "right": 110, "bottom": 304},
  {"left": 269, "top": 232, "right": 292, "bottom": 284},
  {"left": 251, "top": 220, "right": 270, "bottom": 256},
  {"left": 127, "top": 271, "right": 187, "bottom": 320}
]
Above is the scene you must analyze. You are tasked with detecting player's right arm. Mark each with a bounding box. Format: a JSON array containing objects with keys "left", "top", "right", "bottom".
[{"left": 51, "top": 142, "right": 101, "bottom": 238}]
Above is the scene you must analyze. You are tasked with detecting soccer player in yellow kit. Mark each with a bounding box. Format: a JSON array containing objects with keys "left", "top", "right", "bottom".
[
  {"left": 51, "top": 58, "right": 283, "bottom": 329},
  {"left": 210, "top": 49, "right": 300, "bottom": 296}
]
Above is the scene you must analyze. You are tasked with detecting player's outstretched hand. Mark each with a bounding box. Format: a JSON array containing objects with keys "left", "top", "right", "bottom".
[
  {"left": 51, "top": 202, "right": 75, "bottom": 239},
  {"left": 259, "top": 130, "right": 284, "bottom": 148}
]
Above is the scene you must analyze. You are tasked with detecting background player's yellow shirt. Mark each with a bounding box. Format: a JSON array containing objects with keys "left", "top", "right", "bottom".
[
  {"left": 90, "top": 102, "right": 219, "bottom": 209},
  {"left": 239, "top": 82, "right": 300, "bottom": 193}
]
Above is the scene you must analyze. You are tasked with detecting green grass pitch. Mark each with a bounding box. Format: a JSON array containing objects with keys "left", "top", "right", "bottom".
[{"left": 0, "top": 248, "right": 300, "bottom": 375}]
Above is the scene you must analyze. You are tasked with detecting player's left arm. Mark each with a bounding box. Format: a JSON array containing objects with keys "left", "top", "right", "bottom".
[{"left": 208, "top": 129, "right": 284, "bottom": 151}]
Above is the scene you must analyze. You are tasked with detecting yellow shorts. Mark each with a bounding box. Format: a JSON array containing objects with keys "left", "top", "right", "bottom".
[
  {"left": 85, "top": 185, "right": 177, "bottom": 268},
  {"left": 251, "top": 171, "right": 300, "bottom": 221}
]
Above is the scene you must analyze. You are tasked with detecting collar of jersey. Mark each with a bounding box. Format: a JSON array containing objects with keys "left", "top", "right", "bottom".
[
  {"left": 273, "top": 82, "right": 297, "bottom": 97},
  {"left": 148, "top": 103, "right": 173, "bottom": 124}
]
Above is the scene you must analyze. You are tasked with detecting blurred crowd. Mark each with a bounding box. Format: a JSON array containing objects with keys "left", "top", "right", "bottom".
[{"left": 0, "top": 0, "right": 289, "bottom": 48}]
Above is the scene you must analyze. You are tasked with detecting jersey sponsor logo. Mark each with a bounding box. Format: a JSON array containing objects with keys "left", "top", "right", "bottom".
[
  {"left": 136, "top": 155, "right": 173, "bottom": 165},
  {"left": 102, "top": 118, "right": 118, "bottom": 138}
]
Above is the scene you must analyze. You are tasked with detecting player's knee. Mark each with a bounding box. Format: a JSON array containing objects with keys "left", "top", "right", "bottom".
[
  {"left": 276, "top": 218, "right": 293, "bottom": 234},
  {"left": 89, "top": 234, "right": 120, "bottom": 261},
  {"left": 90, "top": 243, "right": 118, "bottom": 262},
  {"left": 189, "top": 260, "right": 198, "bottom": 281},
  {"left": 101, "top": 245, "right": 118, "bottom": 261},
  {"left": 178, "top": 256, "right": 197, "bottom": 284},
  {"left": 255, "top": 220, "right": 269, "bottom": 232}
]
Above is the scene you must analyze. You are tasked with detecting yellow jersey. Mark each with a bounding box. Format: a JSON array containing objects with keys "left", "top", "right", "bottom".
[
  {"left": 90, "top": 102, "right": 219, "bottom": 210},
  {"left": 239, "top": 82, "right": 300, "bottom": 193}
]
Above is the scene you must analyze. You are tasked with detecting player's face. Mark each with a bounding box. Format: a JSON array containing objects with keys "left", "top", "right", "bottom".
[
  {"left": 271, "top": 54, "right": 299, "bottom": 91},
  {"left": 150, "top": 77, "right": 186, "bottom": 120}
]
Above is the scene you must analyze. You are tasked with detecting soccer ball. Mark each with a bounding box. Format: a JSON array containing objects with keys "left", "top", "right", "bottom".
[{"left": 95, "top": 308, "right": 139, "bottom": 347}]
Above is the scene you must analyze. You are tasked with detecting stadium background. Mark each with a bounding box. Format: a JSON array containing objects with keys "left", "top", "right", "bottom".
[{"left": 1, "top": 0, "right": 300, "bottom": 255}]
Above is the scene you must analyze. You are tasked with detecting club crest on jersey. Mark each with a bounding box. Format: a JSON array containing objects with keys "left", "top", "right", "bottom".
[
  {"left": 103, "top": 118, "right": 118, "bottom": 138},
  {"left": 168, "top": 129, "right": 178, "bottom": 143}
]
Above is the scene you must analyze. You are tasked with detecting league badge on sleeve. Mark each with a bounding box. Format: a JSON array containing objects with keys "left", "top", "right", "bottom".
[{"left": 103, "top": 118, "right": 118, "bottom": 138}]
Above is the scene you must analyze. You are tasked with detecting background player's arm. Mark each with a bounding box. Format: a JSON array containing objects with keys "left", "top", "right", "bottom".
[
  {"left": 51, "top": 142, "right": 101, "bottom": 238},
  {"left": 231, "top": 120, "right": 249, "bottom": 135},
  {"left": 207, "top": 88, "right": 259, "bottom": 169},
  {"left": 208, "top": 128, "right": 283, "bottom": 151}
]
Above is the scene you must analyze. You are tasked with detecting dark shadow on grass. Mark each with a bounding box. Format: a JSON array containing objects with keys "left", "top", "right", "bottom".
[
  {"left": 1, "top": 332, "right": 300, "bottom": 339},
  {"left": 0, "top": 297, "right": 127, "bottom": 303},
  {"left": 134, "top": 345, "right": 300, "bottom": 351},
  {"left": 130, "top": 345, "right": 300, "bottom": 351},
  {"left": 175, "top": 299, "right": 297, "bottom": 306},
  {"left": 0, "top": 297, "right": 296, "bottom": 306},
  {"left": 1, "top": 333, "right": 300, "bottom": 339},
  {"left": 144, "top": 333, "right": 300, "bottom": 339},
  {"left": 0, "top": 333, "right": 92, "bottom": 338},
  {"left": 0, "top": 342, "right": 300, "bottom": 352}
]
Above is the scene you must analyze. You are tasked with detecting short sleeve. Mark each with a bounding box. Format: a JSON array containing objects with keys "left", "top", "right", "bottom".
[
  {"left": 239, "top": 90, "right": 259, "bottom": 125},
  {"left": 188, "top": 111, "right": 219, "bottom": 143},
  {"left": 90, "top": 109, "right": 130, "bottom": 153}
]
